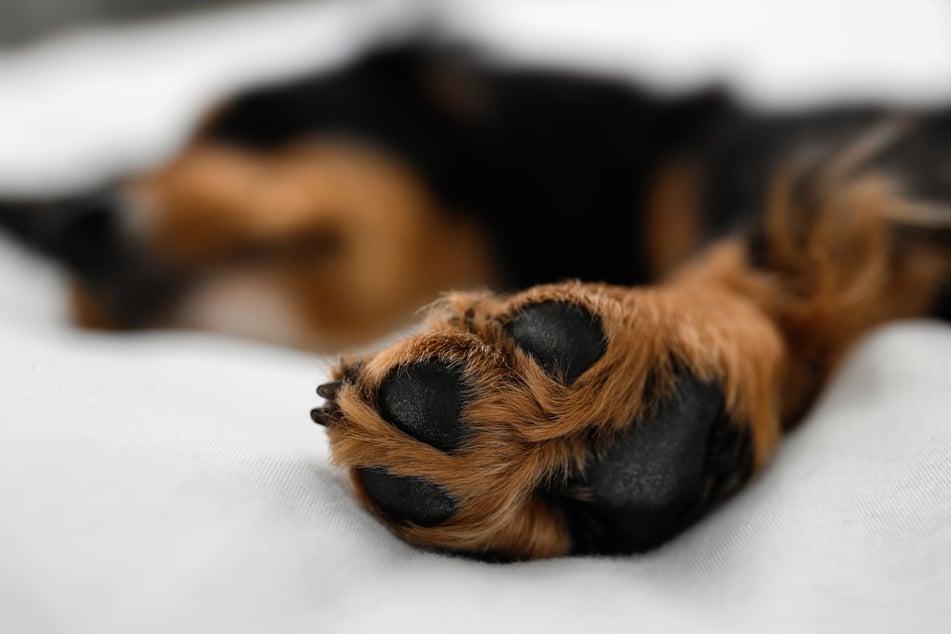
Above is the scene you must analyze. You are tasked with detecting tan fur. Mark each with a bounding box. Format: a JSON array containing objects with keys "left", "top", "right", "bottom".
[
  {"left": 643, "top": 160, "right": 703, "bottom": 277},
  {"left": 327, "top": 278, "right": 786, "bottom": 557},
  {"left": 73, "top": 140, "right": 495, "bottom": 349},
  {"left": 325, "top": 152, "right": 951, "bottom": 559},
  {"left": 69, "top": 283, "right": 118, "bottom": 330},
  {"left": 60, "top": 108, "right": 951, "bottom": 558}
]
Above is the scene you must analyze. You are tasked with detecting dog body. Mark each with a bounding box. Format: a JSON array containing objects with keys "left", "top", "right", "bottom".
[{"left": 3, "top": 42, "right": 951, "bottom": 559}]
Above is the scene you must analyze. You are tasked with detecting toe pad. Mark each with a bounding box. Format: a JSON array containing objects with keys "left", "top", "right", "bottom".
[
  {"left": 358, "top": 467, "right": 458, "bottom": 528},
  {"left": 378, "top": 359, "right": 470, "bottom": 452},
  {"left": 507, "top": 301, "right": 606, "bottom": 383}
]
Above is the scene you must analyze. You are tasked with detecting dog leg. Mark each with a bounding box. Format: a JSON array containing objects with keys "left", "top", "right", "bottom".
[{"left": 317, "top": 154, "right": 951, "bottom": 559}]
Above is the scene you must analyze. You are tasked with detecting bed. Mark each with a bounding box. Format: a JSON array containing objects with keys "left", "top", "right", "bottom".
[{"left": 1, "top": 1, "right": 950, "bottom": 631}]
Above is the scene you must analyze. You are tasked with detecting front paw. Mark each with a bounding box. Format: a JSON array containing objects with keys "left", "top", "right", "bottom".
[{"left": 315, "top": 281, "right": 782, "bottom": 559}]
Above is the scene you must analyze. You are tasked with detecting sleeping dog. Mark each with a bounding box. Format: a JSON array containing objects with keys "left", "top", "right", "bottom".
[{"left": 3, "top": 41, "right": 950, "bottom": 560}]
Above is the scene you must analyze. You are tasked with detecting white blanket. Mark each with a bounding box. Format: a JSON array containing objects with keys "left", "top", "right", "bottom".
[{"left": 1, "top": 2, "right": 950, "bottom": 632}]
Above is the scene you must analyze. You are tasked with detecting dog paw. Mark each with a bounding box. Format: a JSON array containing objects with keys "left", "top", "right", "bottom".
[{"left": 315, "top": 281, "right": 782, "bottom": 559}]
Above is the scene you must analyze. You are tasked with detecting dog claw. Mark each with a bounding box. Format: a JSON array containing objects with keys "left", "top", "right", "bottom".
[
  {"left": 317, "top": 380, "right": 343, "bottom": 400},
  {"left": 310, "top": 406, "right": 336, "bottom": 427}
]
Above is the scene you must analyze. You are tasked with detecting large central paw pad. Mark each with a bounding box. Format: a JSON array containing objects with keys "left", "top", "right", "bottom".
[
  {"left": 565, "top": 371, "right": 745, "bottom": 553},
  {"left": 585, "top": 373, "right": 723, "bottom": 512}
]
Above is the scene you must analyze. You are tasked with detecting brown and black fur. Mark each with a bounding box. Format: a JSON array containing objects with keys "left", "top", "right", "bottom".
[{"left": 3, "top": 40, "right": 951, "bottom": 560}]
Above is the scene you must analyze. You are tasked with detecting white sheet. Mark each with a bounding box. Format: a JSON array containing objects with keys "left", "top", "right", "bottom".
[{"left": 1, "top": 2, "right": 950, "bottom": 632}]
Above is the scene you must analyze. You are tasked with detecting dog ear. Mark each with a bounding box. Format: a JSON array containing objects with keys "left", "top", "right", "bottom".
[{"left": 0, "top": 191, "right": 120, "bottom": 273}]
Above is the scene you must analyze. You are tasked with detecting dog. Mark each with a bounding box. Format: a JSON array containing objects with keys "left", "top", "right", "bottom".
[{"left": 3, "top": 40, "right": 951, "bottom": 561}]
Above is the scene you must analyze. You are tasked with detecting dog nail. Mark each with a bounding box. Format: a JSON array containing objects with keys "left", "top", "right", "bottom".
[
  {"left": 310, "top": 406, "right": 336, "bottom": 427},
  {"left": 317, "top": 380, "right": 343, "bottom": 400}
]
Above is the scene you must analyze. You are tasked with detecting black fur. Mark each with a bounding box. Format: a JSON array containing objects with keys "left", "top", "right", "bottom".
[
  {"left": 0, "top": 192, "right": 183, "bottom": 327},
  {"left": 3, "top": 37, "right": 948, "bottom": 559},
  {"left": 6, "top": 42, "right": 950, "bottom": 295},
  {"left": 204, "top": 43, "right": 731, "bottom": 289},
  {"left": 203, "top": 42, "right": 951, "bottom": 292}
]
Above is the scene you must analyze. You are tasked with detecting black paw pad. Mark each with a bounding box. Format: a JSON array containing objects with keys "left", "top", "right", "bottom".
[
  {"left": 358, "top": 467, "right": 458, "bottom": 527},
  {"left": 506, "top": 301, "right": 606, "bottom": 383},
  {"left": 584, "top": 373, "right": 723, "bottom": 514},
  {"left": 378, "top": 359, "right": 469, "bottom": 452},
  {"left": 564, "top": 371, "right": 743, "bottom": 554}
]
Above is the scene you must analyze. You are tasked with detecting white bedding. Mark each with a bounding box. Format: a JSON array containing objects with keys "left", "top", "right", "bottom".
[{"left": 1, "top": 2, "right": 950, "bottom": 632}]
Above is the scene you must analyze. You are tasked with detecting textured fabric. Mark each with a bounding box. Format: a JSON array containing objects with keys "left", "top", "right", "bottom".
[
  {"left": 2, "top": 237, "right": 950, "bottom": 632},
  {"left": 1, "top": 2, "right": 951, "bottom": 632}
]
